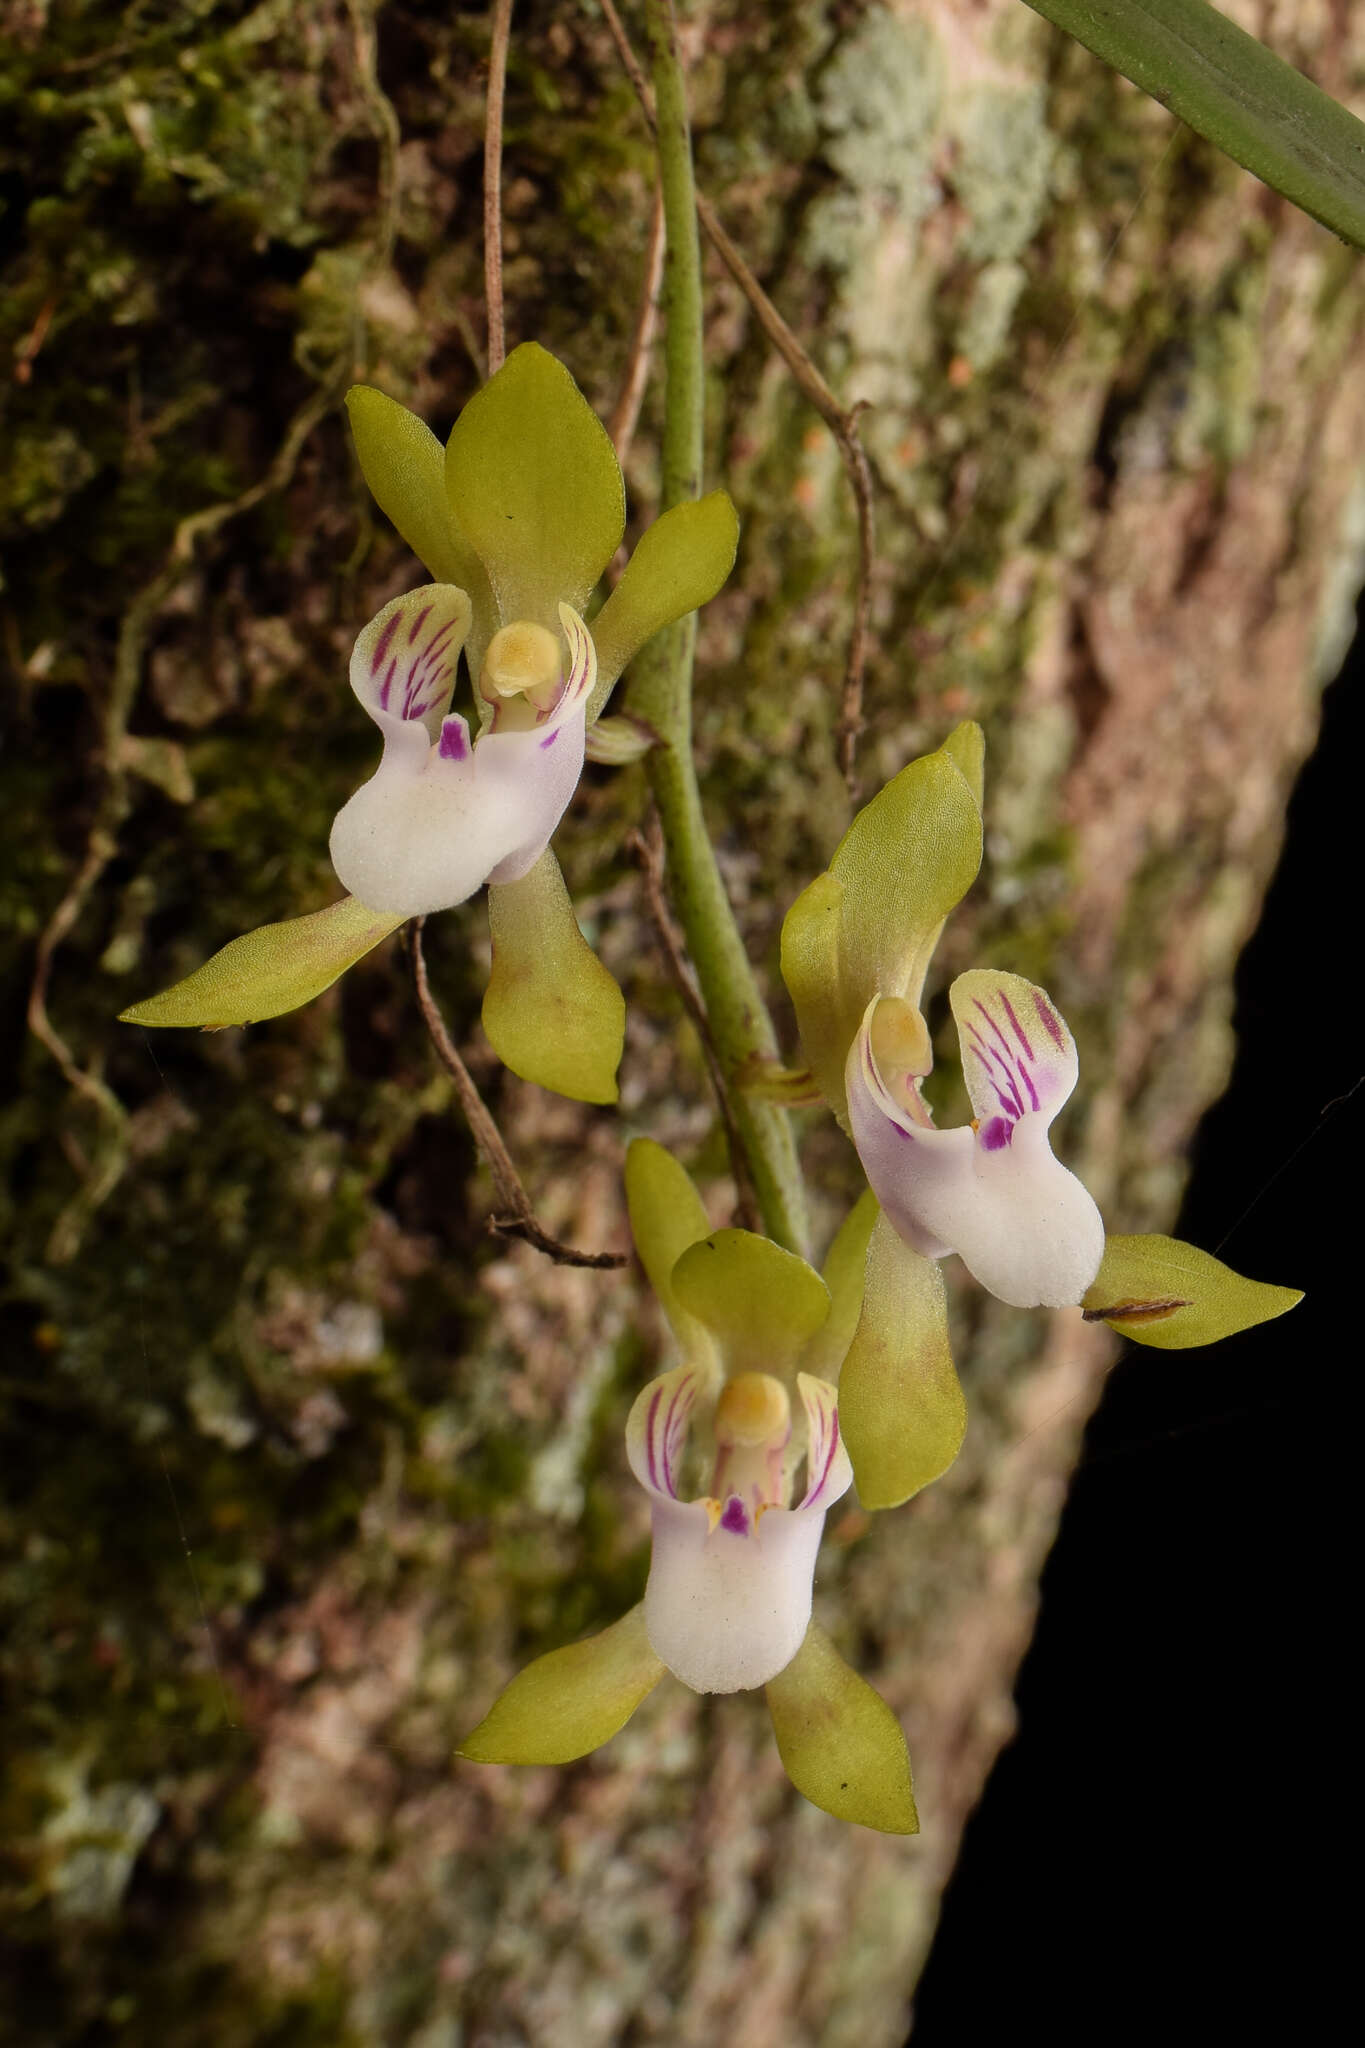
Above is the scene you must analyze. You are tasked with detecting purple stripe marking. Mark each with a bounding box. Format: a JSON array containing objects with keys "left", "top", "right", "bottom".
[
  {"left": 644, "top": 1386, "right": 664, "bottom": 1491},
  {"left": 1035, "top": 992, "right": 1066, "bottom": 1050},
  {"left": 406, "top": 603, "right": 434, "bottom": 646},
  {"left": 539, "top": 729, "right": 559, "bottom": 750},
  {"left": 998, "top": 991, "right": 1035, "bottom": 1062},
  {"left": 378, "top": 655, "right": 397, "bottom": 711},
  {"left": 974, "top": 998, "right": 1019, "bottom": 1071},
  {"left": 418, "top": 622, "right": 458, "bottom": 674},
  {"left": 720, "top": 1495, "right": 750, "bottom": 1535},
  {"left": 370, "top": 610, "right": 400, "bottom": 677},
  {"left": 806, "top": 1406, "right": 839, "bottom": 1505},
  {"left": 967, "top": 1017, "right": 1026, "bottom": 1118}
]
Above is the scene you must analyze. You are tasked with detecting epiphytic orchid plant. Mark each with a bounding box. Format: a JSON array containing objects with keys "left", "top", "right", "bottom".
[{"left": 117, "top": 0, "right": 1312, "bottom": 1832}]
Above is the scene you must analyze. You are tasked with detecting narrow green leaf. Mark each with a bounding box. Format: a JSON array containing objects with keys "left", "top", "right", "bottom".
[
  {"left": 119, "top": 897, "right": 404, "bottom": 1029},
  {"left": 840, "top": 1214, "right": 965, "bottom": 1509},
  {"left": 482, "top": 850, "right": 625, "bottom": 1104},
  {"left": 624, "top": 1138, "right": 718, "bottom": 1368},
  {"left": 799, "top": 1190, "right": 879, "bottom": 1384},
  {"left": 457, "top": 1605, "right": 665, "bottom": 1766},
  {"left": 1024, "top": 0, "right": 1365, "bottom": 251},
  {"left": 670, "top": 1229, "right": 830, "bottom": 1380},
  {"left": 445, "top": 342, "right": 625, "bottom": 629},
  {"left": 588, "top": 491, "right": 740, "bottom": 715},
  {"left": 1082, "top": 1233, "right": 1303, "bottom": 1349},
  {"left": 765, "top": 1621, "right": 918, "bottom": 1834}
]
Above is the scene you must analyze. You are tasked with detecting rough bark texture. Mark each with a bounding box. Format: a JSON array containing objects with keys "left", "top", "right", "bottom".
[{"left": 2, "top": 2, "right": 1361, "bottom": 2042}]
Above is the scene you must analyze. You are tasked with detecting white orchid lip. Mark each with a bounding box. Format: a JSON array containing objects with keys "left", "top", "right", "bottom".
[
  {"left": 626, "top": 1365, "right": 852, "bottom": 1695},
  {"left": 329, "top": 591, "right": 595, "bottom": 918},
  {"left": 846, "top": 970, "right": 1106, "bottom": 1309}
]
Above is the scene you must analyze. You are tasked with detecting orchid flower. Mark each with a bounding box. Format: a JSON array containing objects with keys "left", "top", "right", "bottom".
[
  {"left": 627, "top": 1360, "right": 852, "bottom": 1694},
  {"left": 456, "top": 1141, "right": 919, "bottom": 1834},
  {"left": 846, "top": 969, "right": 1106, "bottom": 1310},
  {"left": 327, "top": 592, "right": 594, "bottom": 917},
  {"left": 121, "top": 344, "right": 739, "bottom": 1106}
]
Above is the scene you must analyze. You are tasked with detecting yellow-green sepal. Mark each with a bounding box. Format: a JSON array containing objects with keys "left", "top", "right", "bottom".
[
  {"left": 1082, "top": 1233, "right": 1303, "bottom": 1349},
  {"left": 445, "top": 342, "right": 625, "bottom": 630},
  {"left": 765, "top": 1621, "right": 918, "bottom": 1834},
  {"left": 670, "top": 1229, "right": 831, "bottom": 1380},
  {"left": 345, "top": 387, "right": 493, "bottom": 647},
  {"left": 119, "top": 896, "right": 405, "bottom": 1029},
  {"left": 781, "top": 724, "right": 984, "bottom": 1120},
  {"left": 624, "top": 1138, "right": 718, "bottom": 1370},
  {"left": 587, "top": 491, "right": 740, "bottom": 718},
  {"left": 839, "top": 1213, "right": 965, "bottom": 1509},
  {"left": 482, "top": 850, "right": 625, "bottom": 1104},
  {"left": 457, "top": 1604, "right": 665, "bottom": 1767},
  {"left": 798, "top": 1190, "right": 879, "bottom": 1384}
]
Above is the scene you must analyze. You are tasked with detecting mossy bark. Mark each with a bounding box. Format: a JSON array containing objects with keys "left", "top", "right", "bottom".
[{"left": 2, "top": 2, "right": 1361, "bottom": 2042}]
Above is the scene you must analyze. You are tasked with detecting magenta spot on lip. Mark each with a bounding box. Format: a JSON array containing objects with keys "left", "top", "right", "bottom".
[
  {"left": 979, "top": 1114, "right": 1014, "bottom": 1151},
  {"left": 720, "top": 1496, "right": 750, "bottom": 1535},
  {"left": 406, "top": 603, "right": 434, "bottom": 645},
  {"left": 1035, "top": 992, "right": 1066, "bottom": 1049},
  {"left": 370, "top": 610, "right": 400, "bottom": 678},
  {"left": 539, "top": 729, "right": 559, "bottom": 750},
  {"left": 438, "top": 716, "right": 470, "bottom": 761}
]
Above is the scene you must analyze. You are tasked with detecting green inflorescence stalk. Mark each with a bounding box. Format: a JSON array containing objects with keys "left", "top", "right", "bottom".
[
  {"left": 628, "top": 0, "right": 809, "bottom": 1255},
  {"left": 1023, "top": 0, "right": 1365, "bottom": 250}
]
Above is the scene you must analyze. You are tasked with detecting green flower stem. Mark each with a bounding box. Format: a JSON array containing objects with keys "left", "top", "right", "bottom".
[
  {"left": 1023, "top": 0, "right": 1365, "bottom": 250},
  {"left": 628, "top": 0, "right": 808, "bottom": 1255}
]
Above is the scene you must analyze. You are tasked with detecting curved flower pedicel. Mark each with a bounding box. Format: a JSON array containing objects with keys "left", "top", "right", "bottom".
[
  {"left": 847, "top": 968, "right": 1105, "bottom": 1310},
  {"left": 328, "top": 591, "right": 594, "bottom": 916},
  {"left": 456, "top": 1140, "right": 919, "bottom": 1834}
]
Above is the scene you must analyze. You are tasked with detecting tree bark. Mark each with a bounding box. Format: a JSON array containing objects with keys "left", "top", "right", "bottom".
[{"left": 2, "top": 2, "right": 1360, "bottom": 2042}]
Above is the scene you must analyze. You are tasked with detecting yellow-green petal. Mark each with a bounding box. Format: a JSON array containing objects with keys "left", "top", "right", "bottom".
[
  {"left": 831, "top": 724, "right": 983, "bottom": 1003},
  {"left": 445, "top": 342, "right": 625, "bottom": 629},
  {"left": 781, "top": 724, "right": 984, "bottom": 1120},
  {"left": 457, "top": 1605, "right": 665, "bottom": 1767},
  {"left": 1082, "top": 1233, "right": 1303, "bottom": 1350},
  {"left": 624, "top": 1138, "right": 718, "bottom": 1369},
  {"left": 119, "top": 897, "right": 405, "bottom": 1030},
  {"left": 765, "top": 1621, "right": 918, "bottom": 1834},
  {"left": 941, "top": 715, "right": 985, "bottom": 808},
  {"left": 839, "top": 1213, "right": 965, "bottom": 1509},
  {"left": 799, "top": 1189, "right": 879, "bottom": 1384},
  {"left": 587, "top": 491, "right": 740, "bottom": 716},
  {"left": 346, "top": 387, "right": 486, "bottom": 594},
  {"left": 779, "top": 870, "right": 848, "bottom": 1116},
  {"left": 482, "top": 850, "right": 625, "bottom": 1105},
  {"left": 670, "top": 1229, "right": 830, "bottom": 1380}
]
